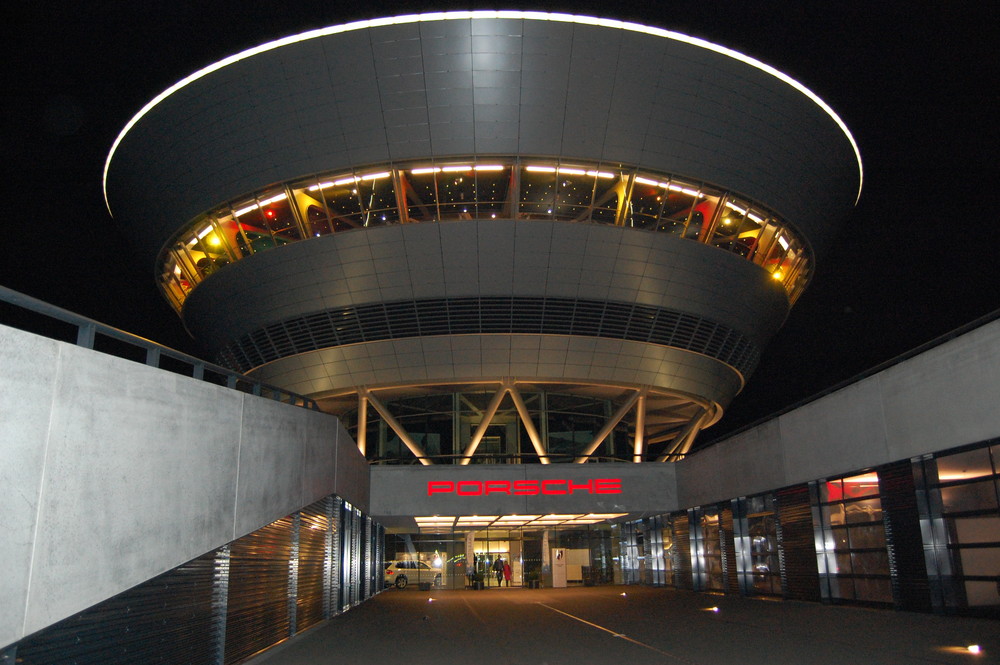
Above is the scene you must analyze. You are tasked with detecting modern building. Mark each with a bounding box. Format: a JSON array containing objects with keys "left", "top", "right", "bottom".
[
  {"left": 102, "top": 11, "right": 861, "bottom": 466},
  {"left": 6, "top": 11, "right": 997, "bottom": 665}
]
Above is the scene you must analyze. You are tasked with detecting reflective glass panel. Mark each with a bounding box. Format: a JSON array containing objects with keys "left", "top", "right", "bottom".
[
  {"left": 941, "top": 480, "right": 999, "bottom": 513},
  {"left": 519, "top": 165, "right": 556, "bottom": 218},
  {"left": 158, "top": 158, "right": 811, "bottom": 311},
  {"left": 937, "top": 447, "right": 995, "bottom": 482},
  {"left": 403, "top": 169, "right": 440, "bottom": 222}
]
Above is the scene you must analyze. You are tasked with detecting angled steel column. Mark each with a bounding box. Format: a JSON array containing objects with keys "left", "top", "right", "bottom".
[
  {"left": 361, "top": 388, "right": 433, "bottom": 465},
  {"left": 506, "top": 381, "right": 549, "bottom": 464},
  {"left": 632, "top": 391, "right": 647, "bottom": 463},
  {"left": 574, "top": 390, "right": 641, "bottom": 463},
  {"left": 655, "top": 407, "right": 710, "bottom": 462},
  {"left": 460, "top": 382, "right": 509, "bottom": 464},
  {"left": 356, "top": 392, "right": 368, "bottom": 456}
]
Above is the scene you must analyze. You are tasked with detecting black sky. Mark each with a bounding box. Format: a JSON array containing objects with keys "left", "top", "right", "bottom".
[{"left": 3, "top": 1, "right": 997, "bottom": 440}]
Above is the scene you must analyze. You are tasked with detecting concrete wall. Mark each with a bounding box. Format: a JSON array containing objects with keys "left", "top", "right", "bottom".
[
  {"left": 0, "top": 324, "right": 367, "bottom": 648},
  {"left": 677, "top": 317, "right": 1000, "bottom": 507}
]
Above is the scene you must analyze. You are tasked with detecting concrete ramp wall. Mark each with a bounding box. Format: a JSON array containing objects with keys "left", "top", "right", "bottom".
[{"left": 0, "top": 324, "right": 367, "bottom": 648}]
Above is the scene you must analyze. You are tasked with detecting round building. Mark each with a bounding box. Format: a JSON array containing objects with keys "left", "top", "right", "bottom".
[{"left": 104, "top": 12, "right": 861, "bottom": 464}]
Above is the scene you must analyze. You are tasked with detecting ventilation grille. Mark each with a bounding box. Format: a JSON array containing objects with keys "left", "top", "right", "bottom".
[{"left": 217, "top": 296, "right": 760, "bottom": 376}]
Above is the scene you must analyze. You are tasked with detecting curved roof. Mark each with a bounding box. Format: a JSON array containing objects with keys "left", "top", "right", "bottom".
[{"left": 104, "top": 11, "right": 862, "bottom": 263}]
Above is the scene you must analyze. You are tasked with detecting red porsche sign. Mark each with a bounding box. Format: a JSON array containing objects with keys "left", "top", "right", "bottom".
[{"left": 427, "top": 478, "right": 622, "bottom": 496}]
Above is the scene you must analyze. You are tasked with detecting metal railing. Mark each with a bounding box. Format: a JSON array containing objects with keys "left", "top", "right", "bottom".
[{"left": 0, "top": 285, "right": 319, "bottom": 411}]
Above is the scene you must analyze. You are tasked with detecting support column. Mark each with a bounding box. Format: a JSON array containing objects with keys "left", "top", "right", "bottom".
[
  {"left": 357, "top": 392, "right": 368, "bottom": 456},
  {"left": 574, "top": 391, "right": 640, "bottom": 463},
  {"left": 507, "top": 381, "right": 549, "bottom": 464},
  {"left": 361, "top": 388, "right": 433, "bottom": 465},
  {"left": 461, "top": 383, "right": 508, "bottom": 464},
  {"left": 632, "top": 392, "right": 647, "bottom": 463}
]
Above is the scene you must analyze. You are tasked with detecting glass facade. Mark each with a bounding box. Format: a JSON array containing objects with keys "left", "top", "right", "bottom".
[
  {"left": 734, "top": 493, "right": 782, "bottom": 595},
  {"left": 619, "top": 439, "right": 1000, "bottom": 617},
  {"left": 157, "top": 157, "right": 811, "bottom": 311},
  {"left": 814, "top": 472, "right": 893, "bottom": 604},
  {"left": 343, "top": 383, "right": 707, "bottom": 464},
  {"left": 920, "top": 444, "right": 1000, "bottom": 612},
  {"left": 384, "top": 523, "right": 616, "bottom": 590}
]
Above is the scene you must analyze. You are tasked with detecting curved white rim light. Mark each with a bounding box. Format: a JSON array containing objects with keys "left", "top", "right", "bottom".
[{"left": 103, "top": 11, "right": 864, "bottom": 215}]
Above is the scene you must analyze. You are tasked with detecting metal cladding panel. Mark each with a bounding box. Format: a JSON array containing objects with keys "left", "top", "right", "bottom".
[
  {"left": 775, "top": 484, "right": 821, "bottom": 602},
  {"left": 720, "top": 505, "right": 740, "bottom": 594},
  {"left": 224, "top": 517, "right": 293, "bottom": 665},
  {"left": 673, "top": 512, "right": 694, "bottom": 590},
  {"left": 297, "top": 500, "right": 330, "bottom": 632},
  {"left": 250, "top": 334, "right": 744, "bottom": 408},
  {"left": 182, "top": 221, "right": 789, "bottom": 355},
  {"left": 107, "top": 16, "right": 858, "bottom": 266},
  {"left": 878, "top": 460, "right": 932, "bottom": 612},
  {"left": 12, "top": 550, "right": 219, "bottom": 665}
]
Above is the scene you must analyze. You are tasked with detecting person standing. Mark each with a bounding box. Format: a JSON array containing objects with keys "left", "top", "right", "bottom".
[
  {"left": 503, "top": 560, "right": 512, "bottom": 587},
  {"left": 492, "top": 556, "right": 504, "bottom": 586}
]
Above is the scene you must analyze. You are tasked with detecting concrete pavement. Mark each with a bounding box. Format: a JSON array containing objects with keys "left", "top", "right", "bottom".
[{"left": 248, "top": 586, "right": 999, "bottom": 665}]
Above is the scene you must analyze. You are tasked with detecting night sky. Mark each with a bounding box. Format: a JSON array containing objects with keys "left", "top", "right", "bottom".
[{"left": 4, "top": 1, "right": 997, "bottom": 442}]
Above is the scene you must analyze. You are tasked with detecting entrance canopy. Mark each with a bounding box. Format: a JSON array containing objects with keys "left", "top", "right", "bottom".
[{"left": 370, "top": 463, "right": 677, "bottom": 530}]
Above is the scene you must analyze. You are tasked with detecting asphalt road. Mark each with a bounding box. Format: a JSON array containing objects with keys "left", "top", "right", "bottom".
[{"left": 248, "top": 586, "right": 998, "bottom": 665}]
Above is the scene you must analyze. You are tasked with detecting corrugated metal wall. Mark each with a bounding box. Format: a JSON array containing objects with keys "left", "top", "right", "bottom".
[
  {"left": 673, "top": 512, "right": 693, "bottom": 589},
  {"left": 720, "top": 504, "right": 740, "bottom": 594},
  {"left": 297, "top": 499, "right": 330, "bottom": 632},
  {"left": 13, "top": 550, "right": 220, "bottom": 664},
  {"left": 7, "top": 493, "right": 382, "bottom": 665},
  {"left": 224, "top": 517, "right": 294, "bottom": 664},
  {"left": 775, "top": 484, "right": 821, "bottom": 602}
]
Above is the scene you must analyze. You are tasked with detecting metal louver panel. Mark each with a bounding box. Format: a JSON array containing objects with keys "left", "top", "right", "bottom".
[
  {"left": 775, "top": 484, "right": 821, "bottom": 602},
  {"left": 673, "top": 511, "right": 693, "bottom": 590},
  {"left": 326, "top": 497, "right": 341, "bottom": 619},
  {"left": 7, "top": 493, "right": 379, "bottom": 665},
  {"left": 13, "top": 550, "right": 219, "bottom": 665},
  {"left": 297, "top": 499, "right": 330, "bottom": 632},
  {"left": 224, "top": 517, "right": 294, "bottom": 665},
  {"left": 217, "top": 296, "right": 761, "bottom": 378},
  {"left": 719, "top": 505, "right": 740, "bottom": 594},
  {"left": 879, "top": 460, "right": 932, "bottom": 611}
]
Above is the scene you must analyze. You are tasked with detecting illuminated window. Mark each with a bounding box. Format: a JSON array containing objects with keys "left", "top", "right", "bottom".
[
  {"left": 927, "top": 445, "right": 1000, "bottom": 609},
  {"left": 815, "top": 472, "right": 892, "bottom": 604},
  {"left": 156, "top": 157, "right": 810, "bottom": 310}
]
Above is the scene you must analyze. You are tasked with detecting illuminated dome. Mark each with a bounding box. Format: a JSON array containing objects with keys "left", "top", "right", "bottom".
[{"left": 105, "top": 12, "right": 860, "bottom": 463}]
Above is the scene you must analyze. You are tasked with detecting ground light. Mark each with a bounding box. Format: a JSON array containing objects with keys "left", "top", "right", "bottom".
[{"left": 938, "top": 645, "right": 986, "bottom": 656}]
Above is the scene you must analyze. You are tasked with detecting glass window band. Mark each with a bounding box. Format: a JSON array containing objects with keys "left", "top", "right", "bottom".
[{"left": 157, "top": 158, "right": 812, "bottom": 311}]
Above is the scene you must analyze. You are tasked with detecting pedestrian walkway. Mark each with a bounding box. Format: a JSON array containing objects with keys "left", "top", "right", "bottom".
[{"left": 247, "top": 586, "right": 997, "bottom": 665}]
